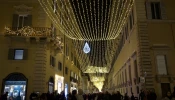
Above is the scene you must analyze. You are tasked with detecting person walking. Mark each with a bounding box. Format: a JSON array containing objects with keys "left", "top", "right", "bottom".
[
  {"left": 162, "top": 91, "right": 175, "bottom": 100},
  {"left": 131, "top": 93, "right": 135, "bottom": 100},
  {"left": 76, "top": 89, "right": 84, "bottom": 100}
]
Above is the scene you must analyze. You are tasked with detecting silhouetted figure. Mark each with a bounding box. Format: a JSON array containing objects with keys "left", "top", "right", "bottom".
[
  {"left": 173, "top": 87, "right": 175, "bottom": 98},
  {"left": 150, "top": 90, "right": 157, "bottom": 100},
  {"left": 67, "top": 93, "right": 72, "bottom": 100},
  {"left": 2, "top": 92, "right": 8, "bottom": 100},
  {"left": 139, "top": 90, "right": 145, "bottom": 100},
  {"left": 123, "top": 93, "right": 129, "bottom": 100},
  {"left": 131, "top": 93, "right": 135, "bottom": 100},
  {"left": 60, "top": 91, "right": 66, "bottom": 100},
  {"left": 116, "top": 91, "right": 122, "bottom": 100},
  {"left": 162, "top": 91, "right": 175, "bottom": 100},
  {"left": 76, "top": 89, "right": 84, "bottom": 100},
  {"left": 30, "top": 92, "right": 38, "bottom": 100},
  {"left": 71, "top": 90, "right": 77, "bottom": 100}
]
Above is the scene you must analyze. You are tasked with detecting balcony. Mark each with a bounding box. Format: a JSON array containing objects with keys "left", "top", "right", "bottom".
[{"left": 4, "top": 26, "right": 51, "bottom": 37}]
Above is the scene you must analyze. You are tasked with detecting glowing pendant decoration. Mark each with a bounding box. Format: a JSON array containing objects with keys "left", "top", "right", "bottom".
[{"left": 83, "top": 42, "right": 90, "bottom": 54}]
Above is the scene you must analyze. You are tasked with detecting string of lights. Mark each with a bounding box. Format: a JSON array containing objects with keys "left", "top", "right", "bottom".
[{"left": 38, "top": 0, "right": 134, "bottom": 41}]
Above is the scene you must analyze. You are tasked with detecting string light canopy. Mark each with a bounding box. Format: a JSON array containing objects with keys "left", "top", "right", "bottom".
[
  {"left": 38, "top": 0, "right": 134, "bottom": 41},
  {"left": 73, "top": 38, "right": 120, "bottom": 73}
]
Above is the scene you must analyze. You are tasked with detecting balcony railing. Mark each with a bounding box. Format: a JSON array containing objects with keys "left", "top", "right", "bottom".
[{"left": 4, "top": 26, "right": 51, "bottom": 37}]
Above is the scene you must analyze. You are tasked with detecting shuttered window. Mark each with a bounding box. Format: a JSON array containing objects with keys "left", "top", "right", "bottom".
[
  {"left": 129, "top": 65, "right": 132, "bottom": 84},
  {"left": 71, "top": 71, "right": 74, "bottom": 77},
  {"left": 50, "top": 55, "right": 55, "bottom": 67},
  {"left": 146, "top": 1, "right": 167, "bottom": 19},
  {"left": 156, "top": 55, "right": 168, "bottom": 75},
  {"left": 65, "top": 67, "right": 68, "bottom": 75},
  {"left": 58, "top": 62, "right": 62, "bottom": 71},
  {"left": 12, "top": 14, "right": 32, "bottom": 30},
  {"left": 8, "top": 49, "right": 28, "bottom": 60},
  {"left": 134, "top": 60, "right": 139, "bottom": 78}
]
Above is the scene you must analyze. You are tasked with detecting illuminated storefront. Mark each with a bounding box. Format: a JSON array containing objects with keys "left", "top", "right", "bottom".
[
  {"left": 2, "top": 73, "right": 27, "bottom": 100},
  {"left": 70, "top": 71, "right": 78, "bottom": 92},
  {"left": 55, "top": 74, "right": 64, "bottom": 94},
  {"left": 48, "top": 77, "right": 54, "bottom": 93}
]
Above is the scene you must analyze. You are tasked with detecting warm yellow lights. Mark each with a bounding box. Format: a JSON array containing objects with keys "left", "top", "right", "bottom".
[
  {"left": 4, "top": 26, "right": 51, "bottom": 36},
  {"left": 83, "top": 66, "right": 108, "bottom": 73},
  {"left": 90, "top": 76, "right": 105, "bottom": 82},
  {"left": 38, "top": 0, "right": 134, "bottom": 41},
  {"left": 93, "top": 81, "right": 104, "bottom": 91}
]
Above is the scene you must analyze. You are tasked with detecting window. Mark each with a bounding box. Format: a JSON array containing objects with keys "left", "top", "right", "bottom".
[
  {"left": 156, "top": 55, "right": 167, "bottom": 75},
  {"left": 129, "top": 65, "right": 132, "bottom": 84},
  {"left": 146, "top": 2, "right": 166, "bottom": 19},
  {"left": 71, "top": 71, "right": 74, "bottom": 77},
  {"left": 58, "top": 62, "right": 62, "bottom": 71},
  {"left": 125, "top": 24, "right": 128, "bottom": 40},
  {"left": 12, "top": 14, "right": 32, "bottom": 29},
  {"left": 74, "top": 57, "right": 76, "bottom": 66},
  {"left": 137, "top": 86, "right": 139, "bottom": 94},
  {"left": 66, "top": 44, "right": 69, "bottom": 56},
  {"left": 50, "top": 56, "right": 55, "bottom": 67},
  {"left": 151, "top": 2, "right": 161, "bottom": 19},
  {"left": 75, "top": 74, "right": 76, "bottom": 79},
  {"left": 125, "top": 69, "right": 127, "bottom": 82},
  {"left": 65, "top": 67, "right": 68, "bottom": 75},
  {"left": 132, "top": 9, "right": 134, "bottom": 25},
  {"left": 71, "top": 52, "right": 73, "bottom": 61},
  {"left": 14, "top": 50, "right": 24, "bottom": 60},
  {"left": 8, "top": 49, "right": 28, "bottom": 60},
  {"left": 122, "top": 72, "right": 124, "bottom": 84},
  {"left": 129, "top": 15, "right": 133, "bottom": 30},
  {"left": 134, "top": 60, "right": 139, "bottom": 78}
]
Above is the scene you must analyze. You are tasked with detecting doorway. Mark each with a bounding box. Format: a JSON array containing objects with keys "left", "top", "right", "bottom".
[{"left": 161, "top": 83, "right": 170, "bottom": 98}]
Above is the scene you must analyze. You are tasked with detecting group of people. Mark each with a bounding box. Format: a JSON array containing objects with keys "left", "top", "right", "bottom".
[
  {"left": 1, "top": 87, "right": 175, "bottom": 100},
  {"left": 139, "top": 87, "right": 175, "bottom": 100}
]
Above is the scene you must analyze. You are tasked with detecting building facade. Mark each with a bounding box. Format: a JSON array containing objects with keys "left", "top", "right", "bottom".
[
  {"left": 0, "top": 0, "right": 85, "bottom": 100},
  {"left": 106, "top": 0, "right": 175, "bottom": 99}
]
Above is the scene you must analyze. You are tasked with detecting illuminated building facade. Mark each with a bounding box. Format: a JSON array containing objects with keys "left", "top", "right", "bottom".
[
  {"left": 0, "top": 0, "right": 85, "bottom": 100},
  {"left": 105, "top": 0, "right": 175, "bottom": 99}
]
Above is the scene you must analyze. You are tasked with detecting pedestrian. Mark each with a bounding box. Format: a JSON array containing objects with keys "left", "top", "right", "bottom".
[
  {"left": 162, "top": 91, "right": 175, "bottom": 100},
  {"left": 131, "top": 93, "right": 135, "bottom": 100}
]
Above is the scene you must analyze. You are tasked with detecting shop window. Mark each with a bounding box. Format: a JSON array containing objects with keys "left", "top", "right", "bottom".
[
  {"left": 156, "top": 55, "right": 167, "bottom": 75},
  {"left": 48, "top": 77, "right": 54, "bottom": 93},
  {"left": 3, "top": 73, "right": 27, "bottom": 100},
  {"left": 8, "top": 49, "right": 28, "bottom": 60}
]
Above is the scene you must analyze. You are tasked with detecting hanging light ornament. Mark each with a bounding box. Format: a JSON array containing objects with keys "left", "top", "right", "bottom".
[
  {"left": 38, "top": 0, "right": 134, "bottom": 41},
  {"left": 83, "top": 42, "right": 90, "bottom": 54}
]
